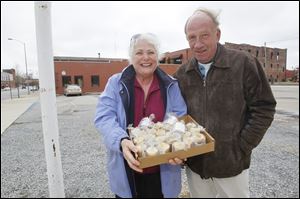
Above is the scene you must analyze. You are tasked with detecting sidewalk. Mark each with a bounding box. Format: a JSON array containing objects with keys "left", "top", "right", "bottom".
[
  {"left": 1, "top": 92, "right": 39, "bottom": 134},
  {"left": 271, "top": 81, "right": 299, "bottom": 86}
]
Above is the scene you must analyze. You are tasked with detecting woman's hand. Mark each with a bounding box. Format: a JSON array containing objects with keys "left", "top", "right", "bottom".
[{"left": 121, "top": 139, "right": 143, "bottom": 173}]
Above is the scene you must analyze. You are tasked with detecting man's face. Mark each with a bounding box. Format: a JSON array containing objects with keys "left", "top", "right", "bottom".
[{"left": 186, "top": 13, "right": 220, "bottom": 63}]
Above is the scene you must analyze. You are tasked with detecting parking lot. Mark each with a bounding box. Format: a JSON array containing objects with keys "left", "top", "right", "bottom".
[{"left": 1, "top": 86, "right": 299, "bottom": 198}]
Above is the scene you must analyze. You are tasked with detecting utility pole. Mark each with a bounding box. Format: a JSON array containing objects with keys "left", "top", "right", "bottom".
[
  {"left": 8, "top": 38, "right": 30, "bottom": 95},
  {"left": 34, "top": 2, "right": 65, "bottom": 197},
  {"left": 264, "top": 42, "right": 274, "bottom": 84},
  {"left": 8, "top": 75, "right": 12, "bottom": 100},
  {"left": 264, "top": 42, "right": 267, "bottom": 69},
  {"left": 23, "top": 42, "right": 30, "bottom": 94}
]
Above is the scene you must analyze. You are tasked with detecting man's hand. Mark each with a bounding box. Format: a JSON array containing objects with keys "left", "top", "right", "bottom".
[
  {"left": 168, "top": 157, "right": 186, "bottom": 166},
  {"left": 121, "top": 139, "right": 143, "bottom": 173}
]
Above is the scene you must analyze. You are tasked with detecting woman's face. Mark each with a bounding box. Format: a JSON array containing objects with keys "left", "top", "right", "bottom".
[{"left": 132, "top": 39, "right": 158, "bottom": 78}]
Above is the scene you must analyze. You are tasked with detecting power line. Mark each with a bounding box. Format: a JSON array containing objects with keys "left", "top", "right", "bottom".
[{"left": 266, "top": 36, "right": 299, "bottom": 44}]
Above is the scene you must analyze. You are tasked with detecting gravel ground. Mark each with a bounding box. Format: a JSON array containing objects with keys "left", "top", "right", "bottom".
[{"left": 1, "top": 96, "right": 299, "bottom": 198}]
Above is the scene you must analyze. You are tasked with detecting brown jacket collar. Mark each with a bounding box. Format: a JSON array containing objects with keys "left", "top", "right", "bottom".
[{"left": 185, "top": 43, "right": 231, "bottom": 73}]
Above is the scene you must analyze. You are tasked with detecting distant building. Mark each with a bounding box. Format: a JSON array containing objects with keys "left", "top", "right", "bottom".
[
  {"left": 285, "top": 67, "right": 299, "bottom": 82},
  {"left": 53, "top": 42, "right": 289, "bottom": 95},
  {"left": 224, "top": 42, "right": 287, "bottom": 83},
  {"left": 54, "top": 56, "right": 179, "bottom": 95},
  {"left": 160, "top": 42, "right": 288, "bottom": 83},
  {"left": 1, "top": 69, "right": 16, "bottom": 88}
]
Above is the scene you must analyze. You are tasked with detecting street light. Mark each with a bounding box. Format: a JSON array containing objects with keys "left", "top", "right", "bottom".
[{"left": 8, "top": 37, "right": 30, "bottom": 95}]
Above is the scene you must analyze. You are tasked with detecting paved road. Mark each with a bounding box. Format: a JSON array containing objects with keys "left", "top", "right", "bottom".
[
  {"left": 1, "top": 85, "right": 299, "bottom": 198},
  {"left": 271, "top": 85, "right": 299, "bottom": 116},
  {"left": 1, "top": 88, "right": 31, "bottom": 101}
]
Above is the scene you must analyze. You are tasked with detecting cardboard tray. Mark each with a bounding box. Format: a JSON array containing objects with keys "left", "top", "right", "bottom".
[{"left": 137, "top": 115, "right": 215, "bottom": 169}]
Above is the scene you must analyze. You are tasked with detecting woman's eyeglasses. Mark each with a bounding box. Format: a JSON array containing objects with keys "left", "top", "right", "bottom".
[{"left": 130, "top": 34, "right": 141, "bottom": 42}]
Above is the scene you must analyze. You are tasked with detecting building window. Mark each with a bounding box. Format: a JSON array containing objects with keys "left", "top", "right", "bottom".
[
  {"left": 91, "top": 75, "right": 99, "bottom": 87},
  {"left": 269, "top": 75, "right": 274, "bottom": 83},
  {"left": 256, "top": 50, "right": 259, "bottom": 57},
  {"left": 173, "top": 57, "right": 182, "bottom": 64},
  {"left": 75, "top": 76, "right": 83, "bottom": 87},
  {"left": 271, "top": 64, "right": 273, "bottom": 68},
  {"left": 159, "top": 58, "right": 166, "bottom": 64},
  {"left": 276, "top": 52, "right": 279, "bottom": 61},
  {"left": 271, "top": 52, "right": 273, "bottom": 59},
  {"left": 62, "top": 76, "right": 71, "bottom": 87}
]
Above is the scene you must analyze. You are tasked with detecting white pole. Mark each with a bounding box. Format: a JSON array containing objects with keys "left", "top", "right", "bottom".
[{"left": 34, "top": 2, "right": 65, "bottom": 197}]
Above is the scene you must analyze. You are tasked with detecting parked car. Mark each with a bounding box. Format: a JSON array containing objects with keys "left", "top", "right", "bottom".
[
  {"left": 64, "top": 84, "right": 82, "bottom": 96},
  {"left": 30, "top": 86, "right": 39, "bottom": 91},
  {"left": 3, "top": 87, "right": 10, "bottom": 91}
]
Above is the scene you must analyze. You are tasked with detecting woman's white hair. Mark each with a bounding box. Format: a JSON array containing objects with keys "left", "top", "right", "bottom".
[{"left": 128, "top": 33, "right": 161, "bottom": 64}]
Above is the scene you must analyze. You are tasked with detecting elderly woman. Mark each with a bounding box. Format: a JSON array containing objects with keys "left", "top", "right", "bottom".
[{"left": 94, "top": 33, "right": 187, "bottom": 198}]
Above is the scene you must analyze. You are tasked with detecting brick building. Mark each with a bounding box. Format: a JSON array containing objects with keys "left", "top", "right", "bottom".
[
  {"left": 1, "top": 69, "right": 16, "bottom": 89},
  {"left": 53, "top": 42, "right": 288, "bottom": 95},
  {"left": 286, "top": 68, "right": 299, "bottom": 82},
  {"left": 160, "top": 42, "right": 287, "bottom": 83},
  {"left": 224, "top": 42, "right": 287, "bottom": 82},
  {"left": 54, "top": 56, "right": 179, "bottom": 95}
]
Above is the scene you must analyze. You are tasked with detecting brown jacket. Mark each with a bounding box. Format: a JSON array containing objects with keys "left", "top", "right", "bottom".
[{"left": 175, "top": 44, "right": 276, "bottom": 178}]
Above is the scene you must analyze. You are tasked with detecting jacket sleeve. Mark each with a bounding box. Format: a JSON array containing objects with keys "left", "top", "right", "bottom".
[
  {"left": 239, "top": 57, "right": 277, "bottom": 155},
  {"left": 94, "top": 76, "right": 129, "bottom": 153}
]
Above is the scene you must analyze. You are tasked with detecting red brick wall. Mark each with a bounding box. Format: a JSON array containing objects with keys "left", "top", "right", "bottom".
[
  {"left": 159, "top": 64, "right": 180, "bottom": 75},
  {"left": 54, "top": 60, "right": 180, "bottom": 94},
  {"left": 55, "top": 60, "right": 129, "bottom": 94},
  {"left": 224, "top": 42, "right": 287, "bottom": 82}
]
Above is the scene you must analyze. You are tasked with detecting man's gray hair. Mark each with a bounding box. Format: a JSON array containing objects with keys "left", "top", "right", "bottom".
[
  {"left": 128, "top": 33, "right": 160, "bottom": 64},
  {"left": 184, "top": 8, "right": 221, "bottom": 34}
]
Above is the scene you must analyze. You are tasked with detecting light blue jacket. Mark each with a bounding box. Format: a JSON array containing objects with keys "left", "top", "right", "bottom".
[{"left": 94, "top": 65, "right": 187, "bottom": 198}]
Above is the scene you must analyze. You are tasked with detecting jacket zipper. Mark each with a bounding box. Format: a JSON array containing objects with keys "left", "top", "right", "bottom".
[
  {"left": 120, "top": 81, "right": 130, "bottom": 127},
  {"left": 204, "top": 74, "right": 207, "bottom": 127},
  {"left": 203, "top": 66, "right": 212, "bottom": 128}
]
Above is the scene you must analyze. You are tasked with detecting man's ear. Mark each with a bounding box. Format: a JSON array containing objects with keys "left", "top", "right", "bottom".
[{"left": 216, "top": 28, "right": 221, "bottom": 41}]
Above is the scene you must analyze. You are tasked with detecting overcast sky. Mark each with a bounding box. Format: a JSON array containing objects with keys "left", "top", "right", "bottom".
[{"left": 1, "top": 1, "right": 299, "bottom": 78}]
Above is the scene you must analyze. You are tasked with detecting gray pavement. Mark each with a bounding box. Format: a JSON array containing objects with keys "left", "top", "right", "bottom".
[
  {"left": 1, "top": 92, "right": 39, "bottom": 134},
  {"left": 1, "top": 85, "right": 299, "bottom": 198}
]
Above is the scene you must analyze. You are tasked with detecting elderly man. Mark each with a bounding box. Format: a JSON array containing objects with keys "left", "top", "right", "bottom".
[{"left": 175, "top": 8, "right": 276, "bottom": 198}]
